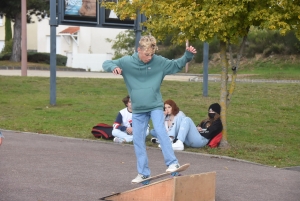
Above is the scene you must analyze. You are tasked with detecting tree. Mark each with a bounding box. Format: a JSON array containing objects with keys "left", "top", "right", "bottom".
[
  {"left": 105, "top": 30, "right": 135, "bottom": 59},
  {"left": 0, "top": 0, "right": 49, "bottom": 62},
  {"left": 4, "top": 16, "right": 12, "bottom": 42},
  {"left": 102, "top": 0, "right": 300, "bottom": 147},
  {"left": 0, "top": 16, "right": 13, "bottom": 54}
]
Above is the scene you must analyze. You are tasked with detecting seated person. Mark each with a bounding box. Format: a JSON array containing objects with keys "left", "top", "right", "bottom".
[
  {"left": 113, "top": 95, "right": 149, "bottom": 143},
  {"left": 172, "top": 103, "right": 223, "bottom": 151},
  {"left": 0, "top": 131, "right": 3, "bottom": 146},
  {"left": 151, "top": 99, "right": 186, "bottom": 144}
]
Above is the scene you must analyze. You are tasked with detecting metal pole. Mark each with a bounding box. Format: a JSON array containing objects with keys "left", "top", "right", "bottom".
[
  {"left": 134, "top": 10, "right": 141, "bottom": 52},
  {"left": 21, "top": 0, "right": 27, "bottom": 76},
  {"left": 203, "top": 42, "right": 209, "bottom": 97},
  {"left": 49, "top": 0, "right": 58, "bottom": 105}
]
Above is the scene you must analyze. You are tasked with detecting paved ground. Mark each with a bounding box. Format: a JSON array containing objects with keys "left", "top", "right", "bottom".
[
  {"left": 0, "top": 130, "right": 300, "bottom": 201},
  {"left": 0, "top": 70, "right": 197, "bottom": 82},
  {"left": 1, "top": 69, "right": 299, "bottom": 83}
]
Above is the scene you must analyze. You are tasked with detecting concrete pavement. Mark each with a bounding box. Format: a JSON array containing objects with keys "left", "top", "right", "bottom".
[
  {"left": 0, "top": 130, "right": 299, "bottom": 201},
  {"left": 0, "top": 70, "right": 198, "bottom": 82}
]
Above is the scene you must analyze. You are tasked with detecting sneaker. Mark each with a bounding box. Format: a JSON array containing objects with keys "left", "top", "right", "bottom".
[
  {"left": 131, "top": 174, "right": 149, "bottom": 183},
  {"left": 153, "top": 137, "right": 173, "bottom": 144},
  {"left": 172, "top": 139, "right": 184, "bottom": 151},
  {"left": 113, "top": 137, "right": 125, "bottom": 143},
  {"left": 166, "top": 163, "right": 180, "bottom": 173},
  {"left": 151, "top": 137, "right": 159, "bottom": 144}
]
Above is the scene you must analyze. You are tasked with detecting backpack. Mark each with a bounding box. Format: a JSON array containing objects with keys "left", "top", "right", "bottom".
[
  {"left": 91, "top": 123, "right": 114, "bottom": 140},
  {"left": 207, "top": 132, "right": 222, "bottom": 148}
]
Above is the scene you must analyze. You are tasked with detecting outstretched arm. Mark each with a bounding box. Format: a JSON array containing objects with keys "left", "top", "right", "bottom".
[
  {"left": 163, "top": 46, "right": 197, "bottom": 75},
  {"left": 186, "top": 46, "right": 197, "bottom": 54}
]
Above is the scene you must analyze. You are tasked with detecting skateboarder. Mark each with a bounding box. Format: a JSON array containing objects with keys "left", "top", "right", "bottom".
[{"left": 102, "top": 35, "right": 197, "bottom": 183}]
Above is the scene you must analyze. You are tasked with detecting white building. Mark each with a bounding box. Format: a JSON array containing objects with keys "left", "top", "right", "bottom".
[
  {"left": 37, "top": 17, "right": 126, "bottom": 71},
  {"left": 0, "top": 15, "right": 126, "bottom": 71}
]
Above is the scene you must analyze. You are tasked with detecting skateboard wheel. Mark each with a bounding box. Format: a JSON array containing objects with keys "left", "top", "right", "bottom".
[
  {"left": 171, "top": 172, "right": 180, "bottom": 176},
  {"left": 142, "top": 180, "right": 150, "bottom": 185}
]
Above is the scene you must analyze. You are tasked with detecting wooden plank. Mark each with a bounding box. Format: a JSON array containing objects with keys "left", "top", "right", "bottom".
[
  {"left": 101, "top": 172, "right": 216, "bottom": 201},
  {"left": 174, "top": 172, "right": 216, "bottom": 201},
  {"left": 102, "top": 178, "right": 175, "bottom": 201}
]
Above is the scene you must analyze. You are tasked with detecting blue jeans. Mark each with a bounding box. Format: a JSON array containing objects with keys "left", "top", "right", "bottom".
[
  {"left": 177, "top": 117, "right": 209, "bottom": 147},
  {"left": 132, "top": 109, "right": 179, "bottom": 176},
  {"left": 112, "top": 129, "right": 133, "bottom": 142}
]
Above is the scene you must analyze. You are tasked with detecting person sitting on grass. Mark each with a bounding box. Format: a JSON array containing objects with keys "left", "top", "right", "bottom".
[
  {"left": 0, "top": 131, "right": 4, "bottom": 146},
  {"left": 112, "top": 95, "right": 149, "bottom": 143},
  {"left": 172, "top": 103, "right": 223, "bottom": 151},
  {"left": 150, "top": 99, "right": 186, "bottom": 144}
]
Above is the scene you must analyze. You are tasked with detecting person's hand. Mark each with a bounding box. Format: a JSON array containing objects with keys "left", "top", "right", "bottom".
[
  {"left": 197, "top": 126, "right": 203, "bottom": 132},
  {"left": 113, "top": 67, "right": 122, "bottom": 75},
  {"left": 0, "top": 138, "right": 2, "bottom": 146},
  {"left": 186, "top": 46, "right": 197, "bottom": 54},
  {"left": 126, "top": 127, "right": 133, "bottom": 135}
]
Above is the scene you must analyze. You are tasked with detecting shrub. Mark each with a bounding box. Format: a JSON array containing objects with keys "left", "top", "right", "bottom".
[
  {"left": 0, "top": 39, "right": 13, "bottom": 55},
  {"left": 0, "top": 52, "right": 11, "bottom": 60},
  {"left": 246, "top": 28, "right": 300, "bottom": 56},
  {"left": 0, "top": 52, "right": 67, "bottom": 66},
  {"left": 26, "top": 52, "right": 67, "bottom": 66},
  {"left": 156, "top": 47, "right": 177, "bottom": 59}
]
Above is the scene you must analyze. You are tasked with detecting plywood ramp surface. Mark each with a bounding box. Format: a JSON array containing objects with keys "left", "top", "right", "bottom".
[{"left": 101, "top": 172, "right": 216, "bottom": 201}]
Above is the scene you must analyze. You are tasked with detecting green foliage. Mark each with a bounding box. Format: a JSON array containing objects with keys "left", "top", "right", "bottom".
[
  {"left": 156, "top": 44, "right": 185, "bottom": 59},
  {"left": 0, "top": 0, "right": 50, "bottom": 62},
  {"left": 0, "top": 0, "right": 49, "bottom": 19},
  {"left": 27, "top": 52, "right": 67, "bottom": 66},
  {"left": 4, "top": 16, "right": 12, "bottom": 42},
  {"left": 1, "top": 16, "right": 13, "bottom": 55},
  {"left": 0, "top": 40, "right": 13, "bottom": 55},
  {"left": 106, "top": 27, "right": 300, "bottom": 65},
  {"left": 0, "top": 52, "right": 67, "bottom": 66},
  {"left": 246, "top": 28, "right": 300, "bottom": 58},
  {"left": 105, "top": 30, "right": 135, "bottom": 59}
]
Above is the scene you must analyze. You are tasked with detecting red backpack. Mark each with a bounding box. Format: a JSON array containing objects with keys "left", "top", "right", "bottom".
[
  {"left": 207, "top": 132, "right": 222, "bottom": 148},
  {"left": 91, "top": 123, "right": 114, "bottom": 140}
]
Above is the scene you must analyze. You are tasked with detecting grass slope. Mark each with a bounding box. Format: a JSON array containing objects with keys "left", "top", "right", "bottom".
[{"left": 0, "top": 76, "right": 299, "bottom": 168}]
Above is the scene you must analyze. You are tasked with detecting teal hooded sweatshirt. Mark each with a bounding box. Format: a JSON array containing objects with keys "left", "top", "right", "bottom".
[{"left": 102, "top": 51, "right": 194, "bottom": 113}]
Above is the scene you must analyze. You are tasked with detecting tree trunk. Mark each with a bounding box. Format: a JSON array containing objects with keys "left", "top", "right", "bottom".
[
  {"left": 10, "top": 13, "right": 22, "bottom": 62},
  {"left": 219, "top": 41, "right": 230, "bottom": 148},
  {"left": 227, "top": 36, "right": 247, "bottom": 105}
]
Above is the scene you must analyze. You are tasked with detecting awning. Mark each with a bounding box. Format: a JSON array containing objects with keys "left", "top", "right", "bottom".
[
  {"left": 59, "top": 27, "right": 80, "bottom": 46},
  {"left": 59, "top": 27, "right": 80, "bottom": 34}
]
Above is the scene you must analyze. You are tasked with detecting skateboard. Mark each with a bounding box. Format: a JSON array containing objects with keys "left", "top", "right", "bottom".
[{"left": 134, "top": 163, "right": 190, "bottom": 185}]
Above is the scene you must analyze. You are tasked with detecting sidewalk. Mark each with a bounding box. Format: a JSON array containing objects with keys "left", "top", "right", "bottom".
[
  {"left": 0, "top": 70, "right": 198, "bottom": 82},
  {"left": 1, "top": 69, "right": 299, "bottom": 83},
  {"left": 0, "top": 130, "right": 299, "bottom": 201}
]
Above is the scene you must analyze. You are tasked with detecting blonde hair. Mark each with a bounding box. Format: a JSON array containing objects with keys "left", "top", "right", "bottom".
[{"left": 139, "top": 35, "right": 158, "bottom": 53}]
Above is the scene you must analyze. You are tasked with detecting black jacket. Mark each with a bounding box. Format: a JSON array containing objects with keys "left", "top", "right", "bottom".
[{"left": 199, "top": 118, "right": 223, "bottom": 140}]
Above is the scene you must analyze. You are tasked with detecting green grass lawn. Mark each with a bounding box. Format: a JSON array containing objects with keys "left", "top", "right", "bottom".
[{"left": 0, "top": 75, "right": 299, "bottom": 168}]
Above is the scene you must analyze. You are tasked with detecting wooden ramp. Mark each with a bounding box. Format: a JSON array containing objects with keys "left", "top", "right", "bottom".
[{"left": 100, "top": 171, "right": 216, "bottom": 201}]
